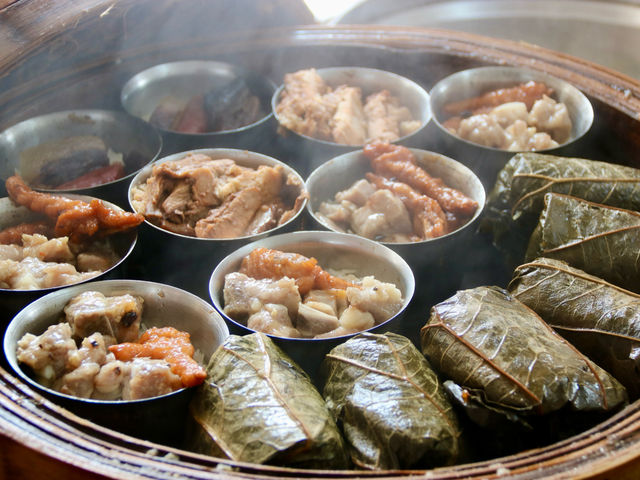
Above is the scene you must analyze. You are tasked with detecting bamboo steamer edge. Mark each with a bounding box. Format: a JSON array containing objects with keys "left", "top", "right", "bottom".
[{"left": 1, "top": 5, "right": 640, "bottom": 479}]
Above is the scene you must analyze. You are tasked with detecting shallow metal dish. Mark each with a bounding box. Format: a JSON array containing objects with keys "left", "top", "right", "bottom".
[
  {"left": 3, "top": 279, "right": 229, "bottom": 445},
  {"left": 128, "top": 148, "right": 308, "bottom": 299},
  {"left": 208, "top": 230, "right": 415, "bottom": 384},
  {"left": 0, "top": 110, "right": 162, "bottom": 206},
  {"left": 429, "top": 66, "right": 594, "bottom": 187},
  {"left": 271, "top": 66, "right": 432, "bottom": 173},
  {"left": 121, "top": 60, "right": 276, "bottom": 154},
  {"left": 305, "top": 147, "right": 486, "bottom": 266},
  {"left": 0, "top": 194, "right": 138, "bottom": 324}
]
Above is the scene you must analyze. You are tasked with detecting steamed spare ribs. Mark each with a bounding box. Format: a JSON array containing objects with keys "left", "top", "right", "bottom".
[
  {"left": 16, "top": 291, "right": 206, "bottom": 400},
  {"left": 222, "top": 247, "right": 404, "bottom": 339},
  {"left": 130, "top": 153, "right": 306, "bottom": 238},
  {"left": 64, "top": 291, "right": 143, "bottom": 344}
]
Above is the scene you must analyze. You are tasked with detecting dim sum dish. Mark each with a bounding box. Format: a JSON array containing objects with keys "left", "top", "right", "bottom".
[
  {"left": 271, "top": 66, "right": 431, "bottom": 170},
  {"left": 0, "top": 175, "right": 142, "bottom": 289},
  {"left": 190, "top": 332, "right": 349, "bottom": 469},
  {"left": 420, "top": 286, "right": 627, "bottom": 454},
  {"left": 221, "top": 246, "right": 404, "bottom": 339},
  {"left": 509, "top": 257, "right": 640, "bottom": 399},
  {"left": 421, "top": 286, "right": 627, "bottom": 416},
  {"left": 323, "top": 332, "right": 462, "bottom": 470},
  {"left": 121, "top": 61, "right": 275, "bottom": 153},
  {"left": 430, "top": 66, "right": 593, "bottom": 153},
  {"left": 482, "top": 152, "right": 640, "bottom": 262},
  {"left": 0, "top": 110, "right": 162, "bottom": 203},
  {"left": 525, "top": 193, "right": 640, "bottom": 292},
  {"left": 274, "top": 67, "right": 427, "bottom": 146},
  {"left": 129, "top": 149, "right": 306, "bottom": 240},
  {"left": 122, "top": 61, "right": 273, "bottom": 135},
  {"left": 14, "top": 291, "right": 206, "bottom": 400},
  {"left": 306, "top": 143, "right": 485, "bottom": 263},
  {"left": 311, "top": 143, "right": 479, "bottom": 242},
  {"left": 0, "top": 177, "right": 141, "bottom": 321},
  {"left": 3, "top": 279, "right": 229, "bottom": 443},
  {"left": 209, "top": 230, "right": 415, "bottom": 381}
]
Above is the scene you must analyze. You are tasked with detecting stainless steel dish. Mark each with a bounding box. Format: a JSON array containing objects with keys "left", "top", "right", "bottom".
[
  {"left": 208, "top": 230, "right": 416, "bottom": 384},
  {"left": 121, "top": 60, "right": 276, "bottom": 154},
  {"left": 0, "top": 195, "right": 139, "bottom": 324},
  {"left": 128, "top": 148, "right": 308, "bottom": 299},
  {"left": 305, "top": 147, "right": 486, "bottom": 265},
  {"left": 271, "top": 66, "right": 432, "bottom": 174},
  {"left": 428, "top": 66, "right": 594, "bottom": 188},
  {"left": 3, "top": 279, "right": 229, "bottom": 445},
  {"left": 0, "top": 110, "right": 162, "bottom": 207}
]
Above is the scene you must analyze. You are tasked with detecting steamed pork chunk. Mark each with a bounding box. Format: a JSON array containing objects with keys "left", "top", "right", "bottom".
[
  {"left": 442, "top": 81, "right": 572, "bottom": 151},
  {"left": 122, "top": 358, "right": 183, "bottom": 400},
  {"left": 316, "top": 143, "right": 478, "bottom": 242},
  {"left": 63, "top": 291, "right": 143, "bottom": 343},
  {"left": 329, "top": 86, "right": 367, "bottom": 145},
  {"left": 57, "top": 333, "right": 109, "bottom": 397},
  {"left": 275, "top": 68, "right": 334, "bottom": 140},
  {"left": 15, "top": 292, "right": 206, "bottom": 400},
  {"left": 349, "top": 188, "right": 414, "bottom": 240},
  {"left": 275, "top": 68, "right": 421, "bottom": 145},
  {"left": 346, "top": 276, "right": 403, "bottom": 323},
  {"left": 16, "top": 322, "right": 77, "bottom": 385},
  {"left": 223, "top": 272, "right": 301, "bottom": 319},
  {"left": 364, "top": 90, "right": 421, "bottom": 143},
  {"left": 222, "top": 247, "right": 404, "bottom": 339},
  {"left": 0, "top": 233, "right": 118, "bottom": 290},
  {"left": 130, "top": 153, "right": 306, "bottom": 238}
]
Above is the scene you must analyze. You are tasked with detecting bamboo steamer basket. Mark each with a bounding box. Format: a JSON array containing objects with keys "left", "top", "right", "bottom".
[{"left": 1, "top": 1, "right": 640, "bottom": 479}]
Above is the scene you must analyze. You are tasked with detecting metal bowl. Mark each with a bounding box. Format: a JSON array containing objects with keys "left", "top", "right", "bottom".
[
  {"left": 0, "top": 110, "right": 162, "bottom": 207},
  {"left": 3, "top": 279, "right": 229, "bottom": 445},
  {"left": 127, "top": 148, "right": 308, "bottom": 299},
  {"left": 0, "top": 195, "right": 138, "bottom": 324},
  {"left": 429, "top": 66, "right": 594, "bottom": 188},
  {"left": 208, "top": 230, "right": 415, "bottom": 385},
  {"left": 121, "top": 61, "right": 276, "bottom": 155},
  {"left": 271, "top": 66, "right": 432, "bottom": 175},
  {"left": 305, "top": 148, "right": 486, "bottom": 267}
]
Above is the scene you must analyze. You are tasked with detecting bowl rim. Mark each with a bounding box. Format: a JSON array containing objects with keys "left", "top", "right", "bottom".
[
  {"left": 304, "top": 146, "right": 486, "bottom": 245},
  {"left": 208, "top": 229, "right": 416, "bottom": 342},
  {"left": 271, "top": 65, "right": 432, "bottom": 148},
  {"left": 0, "top": 193, "right": 138, "bottom": 293},
  {"left": 120, "top": 60, "right": 276, "bottom": 136},
  {"left": 429, "top": 65, "right": 595, "bottom": 153},
  {"left": 127, "top": 147, "right": 309, "bottom": 242},
  {"left": 3, "top": 279, "right": 229, "bottom": 405},
  {"left": 0, "top": 109, "right": 163, "bottom": 192}
]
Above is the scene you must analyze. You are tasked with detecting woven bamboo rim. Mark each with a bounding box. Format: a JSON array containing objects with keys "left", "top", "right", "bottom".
[{"left": 1, "top": 22, "right": 640, "bottom": 479}]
